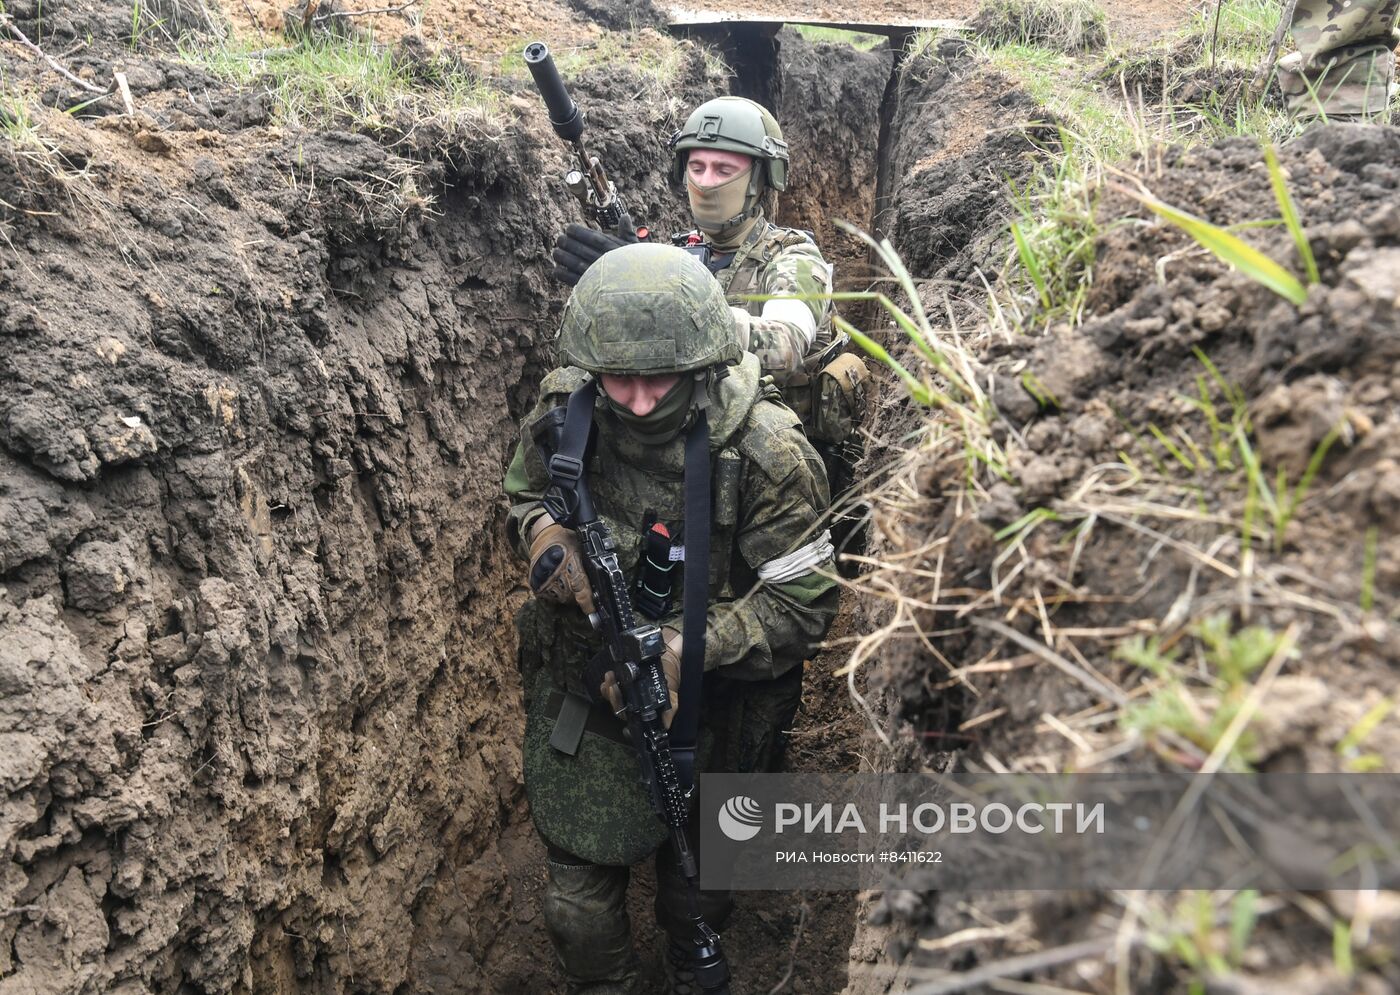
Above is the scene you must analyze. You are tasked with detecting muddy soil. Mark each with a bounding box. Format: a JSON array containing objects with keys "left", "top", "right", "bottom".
[
  {"left": 775, "top": 28, "right": 893, "bottom": 289},
  {"left": 840, "top": 37, "right": 1400, "bottom": 995},
  {"left": 874, "top": 37, "right": 1045, "bottom": 292},
  {"left": 0, "top": 0, "right": 901, "bottom": 990},
  {"left": 232, "top": 0, "right": 602, "bottom": 58},
  {"left": 0, "top": 0, "right": 732, "bottom": 991}
]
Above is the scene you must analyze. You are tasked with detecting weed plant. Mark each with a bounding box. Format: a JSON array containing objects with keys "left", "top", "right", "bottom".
[
  {"left": 180, "top": 34, "right": 505, "bottom": 135},
  {"left": 1118, "top": 614, "right": 1291, "bottom": 769},
  {"left": 1145, "top": 889, "right": 1260, "bottom": 993}
]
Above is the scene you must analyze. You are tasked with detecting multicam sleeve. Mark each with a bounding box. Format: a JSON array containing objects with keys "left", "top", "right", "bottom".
[
  {"left": 1280, "top": 0, "right": 1400, "bottom": 119},
  {"left": 744, "top": 241, "right": 834, "bottom": 383}
]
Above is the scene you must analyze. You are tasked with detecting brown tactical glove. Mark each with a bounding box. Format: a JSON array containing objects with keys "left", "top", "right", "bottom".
[
  {"left": 600, "top": 626, "right": 682, "bottom": 728},
  {"left": 527, "top": 516, "right": 596, "bottom": 616}
]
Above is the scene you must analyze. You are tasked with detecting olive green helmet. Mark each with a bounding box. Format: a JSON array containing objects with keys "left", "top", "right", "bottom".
[
  {"left": 669, "top": 96, "right": 790, "bottom": 191},
  {"left": 558, "top": 243, "right": 741, "bottom": 376}
]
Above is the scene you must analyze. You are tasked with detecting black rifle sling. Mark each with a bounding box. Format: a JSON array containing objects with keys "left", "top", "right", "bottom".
[
  {"left": 672, "top": 407, "right": 708, "bottom": 790},
  {"left": 548, "top": 381, "right": 598, "bottom": 508}
]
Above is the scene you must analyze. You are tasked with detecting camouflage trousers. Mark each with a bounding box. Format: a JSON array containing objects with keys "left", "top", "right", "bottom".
[
  {"left": 541, "top": 825, "right": 733, "bottom": 995},
  {"left": 1279, "top": 0, "right": 1400, "bottom": 121},
  {"left": 537, "top": 667, "right": 804, "bottom": 992}
]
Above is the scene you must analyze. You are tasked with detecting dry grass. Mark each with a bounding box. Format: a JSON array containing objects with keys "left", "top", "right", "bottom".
[{"left": 0, "top": 91, "right": 108, "bottom": 228}]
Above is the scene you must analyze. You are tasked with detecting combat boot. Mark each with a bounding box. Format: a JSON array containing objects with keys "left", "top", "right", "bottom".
[{"left": 664, "top": 938, "right": 703, "bottom": 995}]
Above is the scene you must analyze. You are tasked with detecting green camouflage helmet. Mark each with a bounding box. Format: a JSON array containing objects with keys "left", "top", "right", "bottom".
[
  {"left": 669, "top": 96, "right": 790, "bottom": 192},
  {"left": 558, "top": 243, "right": 742, "bottom": 376}
]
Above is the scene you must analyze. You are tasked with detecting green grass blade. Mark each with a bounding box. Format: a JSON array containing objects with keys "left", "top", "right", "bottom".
[
  {"left": 1122, "top": 187, "right": 1307, "bottom": 306},
  {"left": 1149, "top": 423, "right": 1197, "bottom": 472},
  {"left": 1264, "top": 144, "right": 1320, "bottom": 285},
  {"left": 1012, "top": 221, "right": 1051, "bottom": 309},
  {"left": 1333, "top": 921, "right": 1354, "bottom": 978}
]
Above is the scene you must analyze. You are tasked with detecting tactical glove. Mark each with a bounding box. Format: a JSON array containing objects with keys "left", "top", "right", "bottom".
[
  {"left": 600, "top": 626, "right": 682, "bottom": 728},
  {"left": 550, "top": 213, "right": 640, "bottom": 287},
  {"left": 527, "top": 516, "right": 596, "bottom": 616}
]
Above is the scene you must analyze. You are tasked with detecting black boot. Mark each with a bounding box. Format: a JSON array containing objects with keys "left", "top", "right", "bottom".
[{"left": 664, "top": 939, "right": 702, "bottom": 995}]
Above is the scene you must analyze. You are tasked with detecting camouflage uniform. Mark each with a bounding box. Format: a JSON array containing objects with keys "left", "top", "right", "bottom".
[
  {"left": 503, "top": 245, "right": 838, "bottom": 994},
  {"left": 553, "top": 97, "right": 868, "bottom": 466},
  {"left": 694, "top": 213, "right": 835, "bottom": 383},
  {"left": 1279, "top": 0, "right": 1400, "bottom": 121},
  {"left": 670, "top": 97, "right": 869, "bottom": 517}
]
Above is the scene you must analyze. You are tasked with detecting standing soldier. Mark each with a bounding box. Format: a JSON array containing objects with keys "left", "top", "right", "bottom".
[
  {"left": 1278, "top": 0, "right": 1399, "bottom": 122},
  {"left": 550, "top": 97, "right": 869, "bottom": 492},
  {"left": 505, "top": 244, "right": 839, "bottom": 994}
]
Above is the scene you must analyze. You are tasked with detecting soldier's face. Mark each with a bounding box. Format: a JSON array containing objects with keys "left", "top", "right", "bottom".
[
  {"left": 600, "top": 373, "right": 682, "bottom": 416},
  {"left": 686, "top": 149, "right": 754, "bottom": 188}
]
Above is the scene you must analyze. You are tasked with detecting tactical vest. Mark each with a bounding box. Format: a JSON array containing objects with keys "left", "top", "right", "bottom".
[
  {"left": 714, "top": 223, "right": 835, "bottom": 354},
  {"left": 680, "top": 223, "right": 867, "bottom": 449}
]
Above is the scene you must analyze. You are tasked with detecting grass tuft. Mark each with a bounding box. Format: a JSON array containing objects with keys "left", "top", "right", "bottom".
[
  {"left": 0, "top": 90, "right": 100, "bottom": 200},
  {"left": 180, "top": 34, "right": 506, "bottom": 137},
  {"left": 973, "top": 0, "right": 1108, "bottom": 53},
  {"left": 792, "top": 25, "right": 887, "bottom": 51}
]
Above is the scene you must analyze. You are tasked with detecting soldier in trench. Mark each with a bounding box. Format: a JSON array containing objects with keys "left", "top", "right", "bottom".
[
  {"left": 550, "top": 96, "right": 869, "bottom": 501},
  {"left": 504, "top": 244, "right": 839, "bottom": 994},
  {"left": 1279, "top": 0, "right": 1400, "bottom": 122}
]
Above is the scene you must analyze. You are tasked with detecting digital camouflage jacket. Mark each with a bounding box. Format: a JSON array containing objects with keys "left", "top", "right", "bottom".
[{"left": 504, "top": 353, "right": 837, "bottom": 692}]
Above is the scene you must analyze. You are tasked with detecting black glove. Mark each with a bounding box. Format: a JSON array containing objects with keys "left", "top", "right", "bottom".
[{"left": 551, "top": 214, "right": 639, "bottom": 287}]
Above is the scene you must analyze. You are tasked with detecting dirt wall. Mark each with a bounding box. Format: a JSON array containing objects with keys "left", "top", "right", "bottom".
[
  {"left": 0, "top": 3, "right": 721, "bottom": 990},
  {"left": 840, "top": 36, "right": 1400, "bottom": 995},
  {"left": 774, "top": 29, "right": 893, "bottom": 291}
]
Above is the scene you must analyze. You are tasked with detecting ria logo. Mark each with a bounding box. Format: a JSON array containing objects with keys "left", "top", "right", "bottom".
[{"left": 718, "top": 796, "right": 764, "bottom": 842}]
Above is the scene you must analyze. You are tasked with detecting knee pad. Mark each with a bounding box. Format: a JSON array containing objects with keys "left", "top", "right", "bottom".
[{"left": 542, "top": 860, "right": 639, "bottom": 990}]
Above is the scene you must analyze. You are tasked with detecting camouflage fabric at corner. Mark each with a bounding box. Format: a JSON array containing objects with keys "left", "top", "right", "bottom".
[
  {"left": 1280, "top": 0, "right": 1400, "bottom": 121},
  {"left": 503, "top": 355, "right": 838, "bottom": 866},
  {"left": 719, "top": 221, "right": 835, "bottom": 381}
]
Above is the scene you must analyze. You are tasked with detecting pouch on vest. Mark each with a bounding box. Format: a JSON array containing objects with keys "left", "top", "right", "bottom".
[
  {"left": 523, "top": 670, "right": 667, "bottom": 866},
  {"left": 811, "top": 352, "right": 871, "bottom": 445}
]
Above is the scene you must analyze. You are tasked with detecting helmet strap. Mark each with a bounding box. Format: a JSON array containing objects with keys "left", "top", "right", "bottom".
[
  {"left": 743, "top": 168, "right": 766, "bottom": 219},
  {"left": 692, "top": 369, "right": 712, "bottom": 414}
]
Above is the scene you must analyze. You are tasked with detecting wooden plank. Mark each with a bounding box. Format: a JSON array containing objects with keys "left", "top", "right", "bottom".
[{"left": 664, "top": 7, "right": 965, "bottom": 34}]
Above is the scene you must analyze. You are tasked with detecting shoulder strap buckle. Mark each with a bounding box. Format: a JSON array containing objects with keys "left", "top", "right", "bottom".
[{"left": 548, "top": 453, "right": 584, "bottom": 485}]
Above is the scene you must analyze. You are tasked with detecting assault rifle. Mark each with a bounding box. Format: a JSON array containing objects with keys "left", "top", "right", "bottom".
[
  {"left": 523, "top": 42, "right": 640, "bottom": 236},
  {"left": 532, "top": 396, "right": 731, "bottom": 995}
]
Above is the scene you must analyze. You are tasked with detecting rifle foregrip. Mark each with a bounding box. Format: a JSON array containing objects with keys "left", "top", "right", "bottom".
[{"left": 524, "top": 42, "right": 584, "bottom": 143}]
